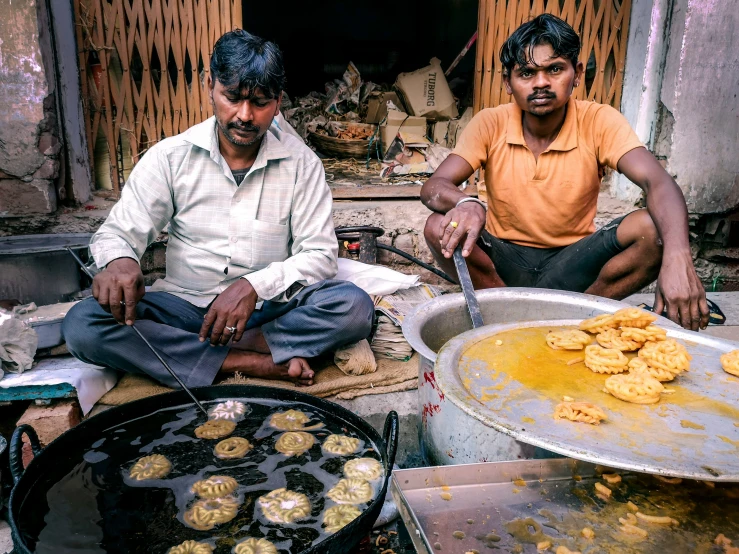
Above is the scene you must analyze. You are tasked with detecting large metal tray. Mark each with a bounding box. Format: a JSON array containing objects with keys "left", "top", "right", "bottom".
[
  {"left": 392, "top": 459, "right": 739, "bottom": 554},
  {"left": 436, "top": 320, "right": 739, "bottom": 482}
]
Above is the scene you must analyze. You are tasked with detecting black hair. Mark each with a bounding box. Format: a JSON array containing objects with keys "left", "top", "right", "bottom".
[
  {"left": 499, "top": 14, "right": 580, "bottom": 76},
  {"left": 210, "top": 29, "right": 286, "bottom": 98}
]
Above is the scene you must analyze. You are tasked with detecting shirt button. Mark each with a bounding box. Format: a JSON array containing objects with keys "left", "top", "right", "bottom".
[{"left": 231, "top": 237, "right": 238, "bottom": 243}]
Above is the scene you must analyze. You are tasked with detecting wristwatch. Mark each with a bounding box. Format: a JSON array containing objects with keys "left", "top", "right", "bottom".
[{"left": 456, "top": 196, "right": 487, "bottom": 211}]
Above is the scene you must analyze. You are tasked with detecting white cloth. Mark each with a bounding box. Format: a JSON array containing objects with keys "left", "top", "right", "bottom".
[
  {"left": 0, "top": 356, "right": 119, "bottom": 415},
  {"left": 336, "top": 258, "right": 420, "bottom": 296},
  {"left": 89, "top": 117, "right": 338, "bottom": 306},
  {"left": 0, "top": 311, "right": 37, "bottom": 374}
]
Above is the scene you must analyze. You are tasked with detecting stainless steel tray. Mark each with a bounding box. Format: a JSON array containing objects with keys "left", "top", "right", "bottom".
[
  {"left": 392, "top": 459, "right": 739, "bottom": 554},
  {"left": 436, "top": 320, "right": 739, "bottom": 482}
]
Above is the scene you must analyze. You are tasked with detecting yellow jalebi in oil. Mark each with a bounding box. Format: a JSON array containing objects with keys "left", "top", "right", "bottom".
[
  {"left": 628, "top": 357, "right": 675, "bottom": 382},
  {"left": 322, "top": 434, "right": 361, "bottom": 455},
  {"left": 326, "top": 478, "right": 374, "bottom": 504},
  {"left": 214, "top": 437, "right": 252, "bottom": 459},
  {"left": 269, "top": 409, "right": 324, "bottom": 431},
  {"left": 720, "top": 350, "right": 739, "bottom": 377},
  {"left": 595, "top": 328, "right": 642, "bottom": 351},
  {"left": 638, "top": 339, "right": 691, "bottom": 374},
  {"left": 344, "top": 458, "right": 383, "bottom": 481},
  {"left": 274, "top": 431, "right": 315, "bottom": 456},
  {"left": 584, "top": 345, "right": 629, "bottom": 374},
  {"left": 183, "top": 496, "right": 240, "bottom": 530},
  {"left": 553, "top": 402, "right": 607, "bottom": 425},
  {"left": 620, "top": 326, "right": 667, "bottom": 343},
  {"left": 233, "top": 538, "right": 278, "bottom": 554},
  {"left": 323, "top": 505, "right": 361, "bottom": 533},
  {"left": 545, "top": 329, "right": 592, "bottom": 350},
  {"left": 613, "top": 307, "right": 657, "bottom": 329},
  {"left": 194, "top": 419, "right": 236, "bottom": 439},
  {"left": 579, "top": 314, "right": 618, "bottom": 334},
  {"left": 604, "top": 372, "right": 664, "bottom": 404},
  {"left": 167, "top": 540, "right": 214, "bottom": 554},
  {"left": 258, "top": 488, "right": 311, "bottom": 523},
  {"left": 191, "top": 475, "right": 238, "bottom": 499},
  {"left": 129, "top": 454, "right": 172, "bottom": 480}
]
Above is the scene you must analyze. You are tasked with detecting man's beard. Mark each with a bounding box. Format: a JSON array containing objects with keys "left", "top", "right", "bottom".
[{"left": 217, "top": 118, "right": 262, "bottom": 147}]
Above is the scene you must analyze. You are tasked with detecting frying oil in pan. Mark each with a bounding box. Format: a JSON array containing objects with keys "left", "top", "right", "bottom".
[{"left": 17, "top": 399, "right": 382, "bottom": 554}]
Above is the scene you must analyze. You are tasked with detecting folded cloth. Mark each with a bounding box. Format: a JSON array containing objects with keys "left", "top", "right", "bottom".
[
  {"left": 98, "top": 354, "right": 419, "bottom": 405},
  {"left": 0, "top": 310, "right": 38, "bottom": 374},
  {"left": 334, "top": 339, "right": 377, "bottom": 376}
]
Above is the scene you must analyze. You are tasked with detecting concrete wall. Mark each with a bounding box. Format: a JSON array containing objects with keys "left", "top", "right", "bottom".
[
  {"left": 615, "top": 0, "right": 739, "bottom": 214},
  {"left": 0, "top": 0, "right": 60, "bottom": 215}
]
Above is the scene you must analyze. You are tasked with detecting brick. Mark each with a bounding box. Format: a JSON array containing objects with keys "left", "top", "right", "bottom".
[
  {"left": 17, "top": 399, "right": 82, "bottom": 447},
  {"left": 33, "top": 159, "right": 59, "bottom": 180},
  {"left": 393, "top": 233, "right": 415, "bottom": 264}
]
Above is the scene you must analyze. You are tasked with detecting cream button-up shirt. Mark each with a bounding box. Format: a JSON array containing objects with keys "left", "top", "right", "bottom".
[{"left": 90, "top": 116, "right": 338, "bottom": 307}]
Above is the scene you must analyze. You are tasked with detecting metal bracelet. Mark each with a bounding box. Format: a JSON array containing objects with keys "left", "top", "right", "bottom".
[{"left": 456, "top": 196, "right": 487, "bottom": 211}]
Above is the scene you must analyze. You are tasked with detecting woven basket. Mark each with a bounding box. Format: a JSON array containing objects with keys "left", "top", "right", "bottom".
[{"left": 309, "top": 122, "right": 377, "bottom": 159}]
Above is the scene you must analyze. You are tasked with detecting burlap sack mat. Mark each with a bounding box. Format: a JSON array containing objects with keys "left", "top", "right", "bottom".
[{"left": 98, "top": 354, "right": 418, "bottom": 406}]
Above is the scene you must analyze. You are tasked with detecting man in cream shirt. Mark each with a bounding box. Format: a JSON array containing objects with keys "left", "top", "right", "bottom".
[{"left": 63, "top": 30, "right": 373, "bottom": 387}]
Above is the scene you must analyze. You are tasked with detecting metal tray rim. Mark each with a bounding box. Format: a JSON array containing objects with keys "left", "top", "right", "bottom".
[{"left": 436, "top": 319, "right": 739, "bottom": 482}]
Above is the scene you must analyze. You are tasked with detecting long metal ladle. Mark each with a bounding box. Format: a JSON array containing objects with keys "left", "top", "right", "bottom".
[
  {"left": 66, "top": 247, "right": 209, "bottom": 416},
  {"left": 453, "top": 247, "right": 485, "bottom": 329}
]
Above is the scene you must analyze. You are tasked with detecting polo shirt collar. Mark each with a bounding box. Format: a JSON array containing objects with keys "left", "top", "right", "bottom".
[{"left": 506, "top": 97, "right": 578, "bottom": 152}]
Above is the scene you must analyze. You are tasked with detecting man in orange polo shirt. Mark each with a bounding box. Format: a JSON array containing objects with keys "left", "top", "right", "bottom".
[{"left": 421, "top": 14, "right": 708, "bottom": 331}]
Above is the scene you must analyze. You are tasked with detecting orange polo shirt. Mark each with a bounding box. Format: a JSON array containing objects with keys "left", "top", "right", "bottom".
[{"left": 453, "top": 98, "right": 643, "bottom": 248}]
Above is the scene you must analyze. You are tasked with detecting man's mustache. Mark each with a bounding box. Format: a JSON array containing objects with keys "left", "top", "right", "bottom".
[
  {"left": 528, "top": 91, "right": 556, "bottom": 101},
  {"left": 228, "top": 122, "right": 260, "bottom": 132}
]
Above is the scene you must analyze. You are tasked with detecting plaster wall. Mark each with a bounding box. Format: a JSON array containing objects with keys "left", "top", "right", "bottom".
[{"left": 0, "top": 0, "right": 59, "bottom": 215}]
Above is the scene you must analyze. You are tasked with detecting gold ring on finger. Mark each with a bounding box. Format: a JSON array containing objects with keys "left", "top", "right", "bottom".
[{"left": 450, "top": 221, "right": 458, "bottom": 229}]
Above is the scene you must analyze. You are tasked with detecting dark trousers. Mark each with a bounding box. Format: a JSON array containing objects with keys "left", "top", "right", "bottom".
[{"left": 62, "top": 280, "right": 374, "bottom": 388}]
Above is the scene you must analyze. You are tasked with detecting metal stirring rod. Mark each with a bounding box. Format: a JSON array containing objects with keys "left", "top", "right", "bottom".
[{"left": 67, "top": 247, "right": 209, "bottom": 416}]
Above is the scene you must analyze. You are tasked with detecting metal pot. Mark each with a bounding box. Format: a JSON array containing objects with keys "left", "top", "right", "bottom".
[
  {"left": 0, "top": 234, "right": 92, "bottom": 305},
  {"left": 8, "top": 385, "right": 398, "bottom": 553},
  {"left": 402, "top": 287, "right": 678, "bottom": 465}
]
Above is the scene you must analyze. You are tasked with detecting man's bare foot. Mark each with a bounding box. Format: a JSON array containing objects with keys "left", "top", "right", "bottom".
[{"left": 221, "top": 351, "right": 314, "bottom": 386}]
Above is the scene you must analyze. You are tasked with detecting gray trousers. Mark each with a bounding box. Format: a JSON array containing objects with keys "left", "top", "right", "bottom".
[{"left": 62, "top": 280, "right": 374, "bottom": 388}]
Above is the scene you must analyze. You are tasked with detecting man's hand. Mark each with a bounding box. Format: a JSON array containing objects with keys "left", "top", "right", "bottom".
[
  {"left": 92, "top": 257, "right": 145, "bottom": 325},
  {"left": 438, "top": 202, "right": 486, "bottom": 258},
  {"left": 199, "top": 279, "right": 258, "bottom": 346},
  {"left": 654, "top": 251, "right": 709, "bottom": 331}
]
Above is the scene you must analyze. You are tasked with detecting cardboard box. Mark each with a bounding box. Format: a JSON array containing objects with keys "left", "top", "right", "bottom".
[
  {"left": 380, "top": 109, "right": 427, "bottom": 155},
  {"left": 432, "top": 120, "right": 451, "bottom": 145},
  {"left": 395, "top": 58, "right": 458, "bottom": 121},
  {"left": 366, "top": 91, "right": 403, "bottom": 124},
  {"left": 447, "top": 107, "right": 474, "bottom": 148}
]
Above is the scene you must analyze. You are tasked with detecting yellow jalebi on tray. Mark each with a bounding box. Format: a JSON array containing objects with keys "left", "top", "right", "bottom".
[
  {"left": 638, "top": 339, "right": 691, "bottom": 375},
  {"left": 344, "top": 458, "right": 383, "bottom": 481},
  {"left": 323, "top": 505, "right": 361, "bottom": 533},
  {"left": 553, "top": 402, "right": 607, "bottom": 425},
  {"left": 191, "top": 475, "right": 238, "bottom": 499},
  {"left": 604, "top": 372, "right": 664, "bottom": 404},
  {"left": 584, "top": 345, "right": 629, "bottom": 374},
  {"left": 613, "top": 307, "right": 657, "bottom": 329},
  {"left": 183, "top": 496, "right": 240, "bottom": 530},
  {"left": 269, "top": 409, "right": 324, "bottom": 431},
  {"left": 129, "top": 454, "right": 172, "bottom": 480},
  {"left": 233, "top": 538, "right": 278, "bottom": 554},
  {"left": 167, "top": 540, "right": 214, "bottom": 554},
  {"left": 628, "top": 358, "right": 675, "bottom": 382},
  {"left": 258, "top": 488, "right": 311, "bottom": 523},
  {"left": 326, "top": 478, "right": 374, "bottom": 505},
  {"left": 214, "top": 437, "right": 252, "bottom": 459},
  {"left": 579, "top": 314, "right": 618, "bottom": 334},
  {"left": 620, "top": 325, "right": 667, "bottom": 344},
  {"left": 275, "top": 431, "right": 315, "bottom": 456},
  {"left": 545, "top": 329, "right": 592, "bottom": 350},
  {"left": 194, "top": 419, "right": 236, "bottom": 440},
  {"left": 322, "top": 434, "right": 361, "bottom": 455},
  {"left": 720, "top": 350, "right": 739, "bottom": 377},
  {"left": 595, "top": 329, "right": 642, "bottom": 351}
]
